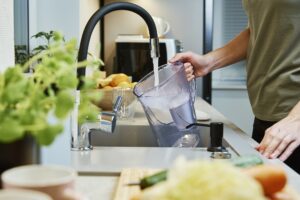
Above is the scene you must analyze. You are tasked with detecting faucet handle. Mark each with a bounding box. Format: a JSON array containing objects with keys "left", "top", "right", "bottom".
[
  {"left": 96, "top": 96, "right": 122, "bottom": 133},
  {"left": 98, "top": 112, "right": 117, "bottom": 133},
  {"left": 113, "top": 95, "right": 122, "bottom": 113}
]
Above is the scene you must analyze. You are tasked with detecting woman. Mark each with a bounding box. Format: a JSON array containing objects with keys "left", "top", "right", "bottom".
[{"left": 170, "top": 0, "right": 300, "bottom": 173}]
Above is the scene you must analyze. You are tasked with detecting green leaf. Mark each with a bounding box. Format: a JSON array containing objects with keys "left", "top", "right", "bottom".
[
  {"left": 32, "top": 45, "right": 48, "bottom": 52},
  {"left": 81, "top": 77, "right": 98, "bottom": 90},
  {"left": 0, "top": 119, "right": 24, "bottom": 143},
  {"left": 53, "top": 32, "right": 65, "bottom": 42},
  {"left": 4, "top": 66, "right": 24, "bottom": 83},
  {"left": 3, "top": 79, "right": 28, "bottom": 103},
  {"left": 78, "top": 91, "right": 101, "bottom": 124},
  {"left": 54, "top": 90, "right": 75, "bottom": 118},
  {"left": 56, "top": 74, "right": 78, "bottom": 89},
  {"left": 34, "top": 124, "right": 63, "bottom": 145},
  {"left": 31, "top": 31, "right": 49, "bottom": 39},
  {"left": 78, "top": 105, "right": 99, "bottom": 124}
]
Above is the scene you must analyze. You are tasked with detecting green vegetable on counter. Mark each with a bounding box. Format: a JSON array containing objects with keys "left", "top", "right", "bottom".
[
  {"left": 231, "top": 155, "right": 264, "bottom": 168},
  {"left": 140, "top": 170, "right": 168, "bottom": 189}
]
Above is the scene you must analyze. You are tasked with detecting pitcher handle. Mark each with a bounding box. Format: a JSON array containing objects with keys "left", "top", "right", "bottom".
[
  {"left": 163, "top": 20, "right": 171, "bottom": 36},
  {"left": 190, "top": 79, "right": 196, "bottom": 103}
]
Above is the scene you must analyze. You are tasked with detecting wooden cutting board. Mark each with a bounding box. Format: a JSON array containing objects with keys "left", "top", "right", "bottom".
[
  {"left": 114, "top": 168, "right": 300, "bottom": 200},
  {"left": 114, "top": 168, "right": 160, "bottom": 200}
]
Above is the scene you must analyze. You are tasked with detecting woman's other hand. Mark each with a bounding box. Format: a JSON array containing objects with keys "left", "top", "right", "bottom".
[
  {"left": 256, "top": 114, "right": 300, "bottom": 161},
  {"left": 169, "top": 51, "right": 213, "bottom": 81}
]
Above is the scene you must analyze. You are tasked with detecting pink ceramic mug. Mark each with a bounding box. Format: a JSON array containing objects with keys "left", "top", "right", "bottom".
[{"left": 1, "top": 165, "right": 84, "bottom": 200}]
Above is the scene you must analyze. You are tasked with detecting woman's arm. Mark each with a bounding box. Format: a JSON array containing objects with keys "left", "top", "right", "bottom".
[
  {"left": 207, "top": 27, "right": 250, "bottom": 70},
  {"left": 170, "top": 28, "right": 250, "bottom": 79}
]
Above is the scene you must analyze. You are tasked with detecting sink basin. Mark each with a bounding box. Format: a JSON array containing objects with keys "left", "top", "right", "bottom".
[
  {"left": 91, "top": 124, "right": 157, "bottom": 147},
  {"left": 90, "top": 124, "right": 229, "bottom": 148}
]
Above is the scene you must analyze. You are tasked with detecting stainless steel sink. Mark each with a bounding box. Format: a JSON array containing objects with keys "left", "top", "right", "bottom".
[
  {"left": 91, "top": 124, "right": 157, "bottom": 147},
  {"left": 90, "top": 124, "right": 229, "bottom": 148}
]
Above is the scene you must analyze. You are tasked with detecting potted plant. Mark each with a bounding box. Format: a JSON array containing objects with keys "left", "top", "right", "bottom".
[
  {"left": 15, "top": 31, "right": 55, "bottom": 67},
  {"left": 0, "top": 32, "right": 102, "bottom": 175}
]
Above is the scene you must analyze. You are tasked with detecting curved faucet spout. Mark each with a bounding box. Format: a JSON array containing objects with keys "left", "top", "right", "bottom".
[
  {"left": 77, "top": 2, "right": 160, "bottom": 87},
  {"left": 72, "top": 2, "right": 160, "bottom": 151}
]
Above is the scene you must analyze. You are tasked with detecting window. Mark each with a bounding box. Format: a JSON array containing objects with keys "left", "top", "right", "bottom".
[
  {"left": 212, "top": 0, "right": 248, "bottom": 87},
  {"left": 14, "top": 0, "right": 29, "bottom": 66}
]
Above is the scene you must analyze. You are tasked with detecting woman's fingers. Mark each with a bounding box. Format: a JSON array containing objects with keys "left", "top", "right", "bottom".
[
  {"left": 263, "top": 136, "right": 282, "bottom": 158},
  {"left": 279, "top": 140, "right": 299, "bottom": 161},
  {"left": 187, "top": 74, "right": 195, "bottom": 81},
  {"left": 257, "top": 131, "right": 273, "bottom": 153},
  {"left": 184, "top": 62, "right": 193, "bottom": 74},
  {"left": 184, "top": 62, "right": 195, "bottom": 81},
  {"left": 169, "top": 52, "right": 192, "bottom": 63},
  {"left": 258, "top": 127, "right": 280, "bottom": 156},
  {"left": 270, "top": 134, "right": 294, "bottom": 159}
]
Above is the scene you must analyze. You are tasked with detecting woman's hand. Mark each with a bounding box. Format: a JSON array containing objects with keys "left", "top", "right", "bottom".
[
  {"left": 169, "top": 51, "right": 213, "bottom": 81},
  {"left": 256, "top": 114, "right": 300, "bottom": 161}
]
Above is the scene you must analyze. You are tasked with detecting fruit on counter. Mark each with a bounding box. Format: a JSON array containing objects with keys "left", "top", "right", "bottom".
[
  {"left": 95, "top": 73, "right": 137, "bottom": 110},
  {"left": 103, "top": 85, "right": 113, "bottom": 90},
  {"left": 97, "top": 74, "right": 117, "bottom": 88},
  {"left": 107, "top": 73, "right": 118, "bottom": 79},
  {"left": 243, "top": 165, "right": 287, "bottom": 196},
  {"left": 98, "top": 78, "right": 112, "bottom": 88},
  {"left": 96, "top": 73, "right": 137, "bottom": 89},
  {"left": 110, "top": 73, "right": 130, "bottom": 87},
  {"left": 118, "top": 81, "right": 132, "bottom": 88}
]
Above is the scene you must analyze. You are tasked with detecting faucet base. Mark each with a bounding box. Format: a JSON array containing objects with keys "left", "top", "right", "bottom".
[{"left": 71, "top": 146, "right": 93, "bottom": 151}]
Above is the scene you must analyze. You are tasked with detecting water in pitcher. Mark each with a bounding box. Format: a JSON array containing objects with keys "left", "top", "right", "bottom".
[{"left": 134, "top": 62, "right": 199, "bottom": 147}]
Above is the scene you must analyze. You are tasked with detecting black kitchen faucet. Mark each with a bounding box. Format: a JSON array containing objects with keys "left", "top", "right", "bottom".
[
  {"left": 71, "top": 2, "right": 160, "bottom": 151},
  {"left": 77, "top": 2, "right": 160, "bottom": 88}
]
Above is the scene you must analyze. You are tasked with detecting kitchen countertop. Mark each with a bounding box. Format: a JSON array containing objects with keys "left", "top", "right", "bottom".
[{"left": 71, "top": 98, "right": 300, "bottom": 199}]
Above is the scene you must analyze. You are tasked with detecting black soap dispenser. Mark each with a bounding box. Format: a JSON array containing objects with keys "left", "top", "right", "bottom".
[{"left": 186, "top": 122, "right": 231, "bottom": 159}]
